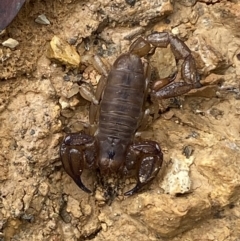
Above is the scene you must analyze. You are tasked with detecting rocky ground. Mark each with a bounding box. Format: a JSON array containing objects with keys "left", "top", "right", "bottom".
[{"left": 0, "top": 0, "right": 240, "bottom": 240}]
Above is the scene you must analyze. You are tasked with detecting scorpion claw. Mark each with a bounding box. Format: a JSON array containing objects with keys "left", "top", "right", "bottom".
[
  {"left": 74, "top": 178, "right": 92, "bottom": 194},
  {"left": 125, "top": 141, "right": 163, "bottom": 196},
  {"left": 60, "top": 132, "right": 97, "bottom": 194},
  {"left": 124, "top": 183, "right": 143, "bottom": 196}
]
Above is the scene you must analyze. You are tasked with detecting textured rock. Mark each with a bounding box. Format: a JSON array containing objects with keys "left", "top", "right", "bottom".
[{"left": 96, "top": 0, "right": 173, "bottom": 26}]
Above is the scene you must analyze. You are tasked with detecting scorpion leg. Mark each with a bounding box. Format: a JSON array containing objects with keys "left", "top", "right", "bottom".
[
  {"left": 79, "top": 55, "right": 109, "bottom": 126},
  {"left": 89, "top": 74, "right": 107, "bottom": 126},
  {"left": 79, "top": 55, "right": 109, "bottom": 134},
  {"left": 60, "top": 132, "right": 98, "bottom": 193},
  {"left": 124, "top": 141, "right": 163, "bottom": 196},
  {"left": 146, "top": 32, "right": 201, "bottom": 99}
]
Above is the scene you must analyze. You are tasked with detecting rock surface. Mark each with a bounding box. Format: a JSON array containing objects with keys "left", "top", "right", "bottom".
[{"left": 0, "top": 0, "right": 240, "bottom": 241}]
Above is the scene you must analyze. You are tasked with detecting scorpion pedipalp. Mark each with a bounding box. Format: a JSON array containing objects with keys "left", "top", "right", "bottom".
[
  {"left": 124, "top": 141, "right": 163, "bottom": 196},
  {"left": 60, "top": 132, "right": 98, "bottom": 193}
]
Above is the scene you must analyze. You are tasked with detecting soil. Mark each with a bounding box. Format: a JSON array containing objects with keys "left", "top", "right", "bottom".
[{"left": 0, "top": 0, "right": 240, "bottom": 240}]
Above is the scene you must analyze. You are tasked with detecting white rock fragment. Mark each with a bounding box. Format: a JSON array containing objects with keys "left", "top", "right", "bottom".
[
  {"left": 161, "top": 153, "right": 194, "bottom": 195},
  {"left": 35, "top": 14, "right": 50, "bottom": 25},
  {"left": 59, "top": 97, "right": 70, "bottom": 110},
  {"left": 101, "top": 223, "right": 108, "bottom": 232},
  {"left": 2, "top": 38, "right": 19, "bottom": 48},
  {"left": 171, "top": 27, "right": 179, "bottom": 35}
]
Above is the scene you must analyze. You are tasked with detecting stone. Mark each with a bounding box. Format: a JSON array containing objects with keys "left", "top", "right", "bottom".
[
  {"left": 35, "top": 14, "right": 51, "bottom": 25},
  {"left": 2, "top": 38, "right": 19, "bottom": 48},
  {"left": 47, "top": 35, "right": 80, "bottom": 68}
]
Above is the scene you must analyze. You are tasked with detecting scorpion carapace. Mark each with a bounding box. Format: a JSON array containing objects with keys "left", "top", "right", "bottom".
[{"left": 60, "top": 32, "right": 201, "bottom": 196}]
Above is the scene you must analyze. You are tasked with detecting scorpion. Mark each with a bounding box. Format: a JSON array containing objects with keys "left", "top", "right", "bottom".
[{"left": 60, "top": 32, "right": 201, "bottom": 197}]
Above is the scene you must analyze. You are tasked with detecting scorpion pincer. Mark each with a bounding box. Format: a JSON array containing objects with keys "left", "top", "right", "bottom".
[{"left": 60, "top": 32, "right": 201, "bottom": 196}]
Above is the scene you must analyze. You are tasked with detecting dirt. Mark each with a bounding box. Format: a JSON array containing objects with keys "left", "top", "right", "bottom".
[{"left": 0, "top": 0, "right": 240, "bottom": 240}]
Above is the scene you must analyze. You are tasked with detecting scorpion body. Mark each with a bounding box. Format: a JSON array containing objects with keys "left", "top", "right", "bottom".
[
  {"left": 60, "top": 32, "right": 201, "bottom": 196},
  {"left": 97, "top": 53, "right": 146, "bottom": 175}
]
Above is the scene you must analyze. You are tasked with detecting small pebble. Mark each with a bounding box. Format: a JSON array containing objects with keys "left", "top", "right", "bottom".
[
  {"left": 30, "top": 129, "right": 35, "bottom": 135},
  {"left": 2, "top": 38, "right": 19, "bottom": 48},
  {"left": 101, "top": 223, "right": 108, "bottom": 232},
  {"left": 35, "top": 14, "right": 50, "bottom": 25},
  {"left": 63, "top": 75, "right": 70, "bottom": 81},
  {"left": 59, "top": 97, "right": 70, "bottom": 109},
  {"left": 68, "top": 83, "right": 80, "bottom": 98},
  {"left": 95, "top": 189, "right": 106, "bottom": 202},
  {"left": 61, "top": 109, "right": 74, "bottom": 118},
  {"left": 68, "top": 37, "right": 78, "bottom": 45},
  {"left": 125, "top": 0, "right": 136, "bottom": 6},
  {"left": 171, "top": 27, "right": 179, "bottom": 35},
  {"left": 69, "top": 96, "right": 80, "bottom": 107}
]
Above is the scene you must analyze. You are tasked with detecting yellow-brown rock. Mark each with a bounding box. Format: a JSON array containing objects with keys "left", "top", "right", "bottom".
[{"left": 47, "top": 35, "right": 80, "bottom": 68}]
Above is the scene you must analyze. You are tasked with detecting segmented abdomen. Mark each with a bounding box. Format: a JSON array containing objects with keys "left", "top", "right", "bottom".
[{"left": 97, "top": 53, "right": 145, "bottom": 143}]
